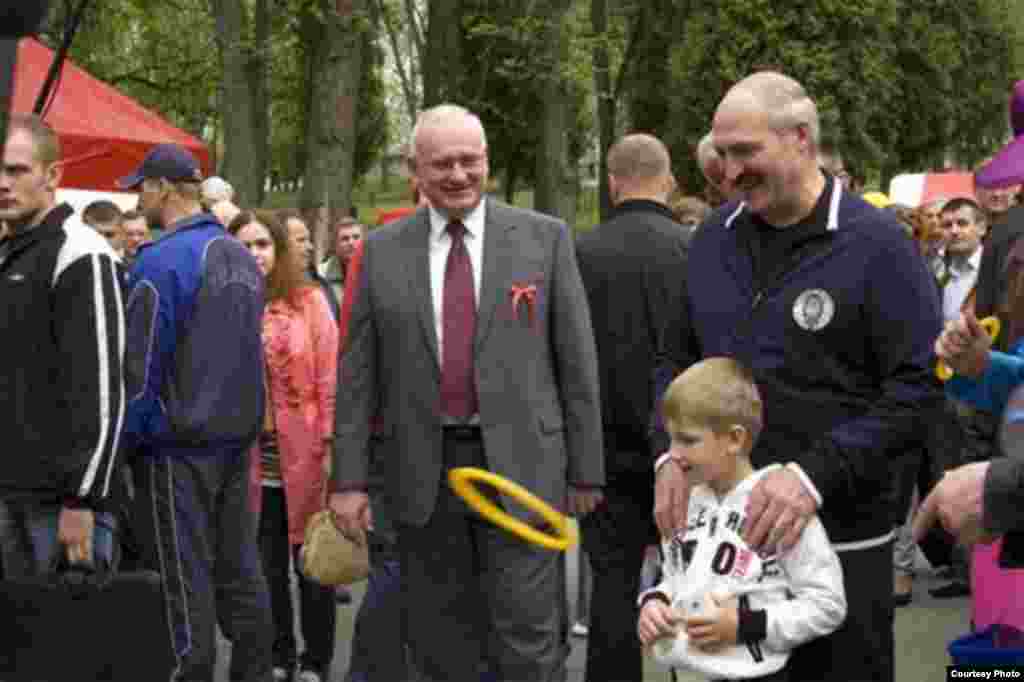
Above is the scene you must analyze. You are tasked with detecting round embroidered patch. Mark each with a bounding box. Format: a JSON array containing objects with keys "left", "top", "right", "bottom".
[{"left": 792, "top": 289, "right": 835, "bottom": 331}]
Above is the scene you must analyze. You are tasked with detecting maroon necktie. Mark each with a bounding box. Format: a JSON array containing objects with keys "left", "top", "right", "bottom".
[{"left": 441, "top": 220, "right": 478, "bottom": 418}]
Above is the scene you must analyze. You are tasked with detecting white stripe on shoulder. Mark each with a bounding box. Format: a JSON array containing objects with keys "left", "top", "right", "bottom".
[
  {"left": 53, "top": 212, "right": 121, "bottom": 286},
  {"left": 724, "top": 202, "right": 746, "bottom": 229}
]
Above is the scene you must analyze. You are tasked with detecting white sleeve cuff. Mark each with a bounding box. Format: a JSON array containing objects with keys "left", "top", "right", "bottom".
[
  {"left": 654, "top": 451, "right": 674, "bottom": 474},
  {"left": 786, "top": 462, "right": 824, "bottom": 509}
]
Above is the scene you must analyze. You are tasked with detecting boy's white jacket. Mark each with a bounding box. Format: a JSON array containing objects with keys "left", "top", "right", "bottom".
[{"left": 639, "top": 465, "right": 847, "bottom": 679}]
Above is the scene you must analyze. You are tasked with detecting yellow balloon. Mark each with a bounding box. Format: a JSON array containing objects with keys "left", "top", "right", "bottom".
[
  {"left": 447, "top": 467, "right": 579, "bottom": 551},
  {"left": 936, "top": 316, "right": 1001, "bottom": 381}
]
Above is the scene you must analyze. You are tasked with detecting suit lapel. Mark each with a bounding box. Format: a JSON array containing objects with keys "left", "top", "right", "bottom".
[
  {"left": 404, "top": 211, "right": 441, "bottom": 375},
  {"left": 475, "top": 201, "right": 513, "bottom": 352}
]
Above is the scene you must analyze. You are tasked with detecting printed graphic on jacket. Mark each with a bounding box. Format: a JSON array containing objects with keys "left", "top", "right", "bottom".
[{"left": 640, "top": 466, "right": 847, "bottom": 680}]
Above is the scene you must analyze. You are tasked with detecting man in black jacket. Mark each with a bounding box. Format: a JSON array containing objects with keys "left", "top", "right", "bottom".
[
  {"left": 575, "top": 133, "right": 691, "bottom": 682},
  {"left": 0, "top": 114, "right": 126, "bottom": 576}
]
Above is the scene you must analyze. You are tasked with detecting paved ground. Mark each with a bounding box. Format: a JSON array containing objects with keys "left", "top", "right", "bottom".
[{"left": 217, "top": 545, "right": 972, "bottom": 681}]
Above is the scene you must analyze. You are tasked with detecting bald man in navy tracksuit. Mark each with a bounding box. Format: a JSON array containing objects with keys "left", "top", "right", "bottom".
[{"left": 654, "top": 72, "right": 942, "bottom": 682}]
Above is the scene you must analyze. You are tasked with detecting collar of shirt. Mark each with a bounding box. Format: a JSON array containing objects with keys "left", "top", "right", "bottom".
[
  {"left": 429, "top": 199, "right": 486, "bottom": 245},
  {"left": 948, "top": 246, "right": 983, "bottom": 277},
  {"left": 320, "top": 255, "right": 345, "bottom": 283}
]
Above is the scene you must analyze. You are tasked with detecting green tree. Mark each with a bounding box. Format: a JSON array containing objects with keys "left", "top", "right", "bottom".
[
  {"left": 44, "top": 0, "right": 389, "bottom": 214},
  {"left": 665, "top": 0, "right": 1015, "bottom": 193},
  {"left": 44, "top": 0, "right": 219, "bottom": 141}
]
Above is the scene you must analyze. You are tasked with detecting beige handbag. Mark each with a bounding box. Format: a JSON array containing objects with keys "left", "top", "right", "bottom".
[
  {"left": 298, "top": 438, "right": 370, "bottom": 586},
  {"left": 299, "top": 509, "right": 370, "bottom": 587}
]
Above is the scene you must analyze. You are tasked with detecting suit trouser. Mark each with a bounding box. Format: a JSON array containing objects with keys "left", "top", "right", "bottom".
[
  {"left": 133, "top": 445, "right": 273, "bottom": 682},
  {"left": 579, "top": 472, "right": 657, "bottom": 682},
  {"left": 787, "top": 540, "right": 894, "bottom": 682},
  {"left": 346, "top": 531, "right": 405, "bottom": 682},
  {"left": 258, "top": 486, "right": 336, "bottom": 675},
  {"left": 398, "top": 429, "right": 569, "bottom": 682}
]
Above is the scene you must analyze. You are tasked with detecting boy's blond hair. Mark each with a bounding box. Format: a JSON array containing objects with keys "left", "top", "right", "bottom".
[{"left": 661, "top": 357, "right": 763, "bottom": 444}]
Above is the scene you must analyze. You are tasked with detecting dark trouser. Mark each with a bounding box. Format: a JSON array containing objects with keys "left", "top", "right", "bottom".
[
  {"left": 132, "top": 445, "right": 273, "bottom": 682},
  {"left": 398, "top": 429, "right": 569, "bottom": 682},
  {"left": 346, "top": 532, "right": 405, "bottom": 682},
  {"left": 258, "top": 485, "right": 336, "bottom": 675},
  {"left": 788, "top": 540, "right": 894, "bottom": 682},
  {"left": 579, "top": 472, "right": 657, "bottom": 682}
]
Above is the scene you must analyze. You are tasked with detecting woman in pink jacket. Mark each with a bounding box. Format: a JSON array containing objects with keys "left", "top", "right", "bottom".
[{"left": 229, "top": 210, "right": 339, "bottom": 682}]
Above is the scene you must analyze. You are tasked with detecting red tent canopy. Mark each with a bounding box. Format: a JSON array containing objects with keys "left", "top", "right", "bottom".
[{"left": 10, "top": 38, "right": 211, "bottom": 192}]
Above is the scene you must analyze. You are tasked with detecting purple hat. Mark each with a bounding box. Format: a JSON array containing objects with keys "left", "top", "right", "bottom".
[
  {"left": 117, "top": 144, "right": 202, "bottom": 189},
  {"left": 975, "top": 80, "right": 1024, "bottom": 189}
]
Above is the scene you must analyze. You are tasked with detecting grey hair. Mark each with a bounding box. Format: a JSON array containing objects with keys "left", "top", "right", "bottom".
[{"left": 409, "top": 104, "right": 488, "bottom": 165}]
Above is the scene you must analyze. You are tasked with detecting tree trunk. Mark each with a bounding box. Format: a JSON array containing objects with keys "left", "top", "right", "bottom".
[
  {"left": 300, "top": 0, "right": 366, "bottom": 262},
  {"left": 592, "top": 0, "right": 614, "bottom": 220},
  {"left": 628, "top": 0, "right": 673, "bottom": 136},
  {"left": 422, "top": 0, "right": 461, "bottom": 106},
  {"left": 505, "top": 169, "right": 517, "bottom": 204},
  {"left": 247, "top": 0, "right": 269, "bottom": 204},
  {"left": 376, "top": 0, "right": 419, "bottom": 125},
  {"left": 211, "top": 0, "right": 261, "bottom": 205},
  {"left": 533, "top": 0, "right": 573, "bottom": 220}
]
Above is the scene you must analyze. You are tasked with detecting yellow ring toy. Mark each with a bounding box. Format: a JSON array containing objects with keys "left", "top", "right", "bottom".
[
  {"left": 447, "top": 467, "right": 578, "bottom": 552},
  {"left": 936, "top": 316, "right": 1001, "bottom": 381}
]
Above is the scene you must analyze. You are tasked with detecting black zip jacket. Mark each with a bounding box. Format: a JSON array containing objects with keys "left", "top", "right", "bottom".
[
  {"left": 658, "top": 181, "right": 943, "bottom": 544},
  {"left": 576, "top": 200, "right": 692, "bottom": 477},
  {"left": 0, "top": 203, "right": 125, "bottom": 508}
]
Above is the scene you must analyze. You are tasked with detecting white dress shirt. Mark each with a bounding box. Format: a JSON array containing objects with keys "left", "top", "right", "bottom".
[
  {"left": 429, "top": 200, "right": 486, "bottom": 360},
  {"left": 942, "top": 246, "right": 982, "bottom": 323}
]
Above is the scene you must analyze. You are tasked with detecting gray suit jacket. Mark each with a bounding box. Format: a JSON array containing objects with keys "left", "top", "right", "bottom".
[{"left": 332, "top": 200, "right": 604, "bottom": 526}]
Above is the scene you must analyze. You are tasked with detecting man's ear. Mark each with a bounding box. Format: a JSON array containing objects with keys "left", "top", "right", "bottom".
[{"left": 44, "top": 160, "right": 62, "bottom": 192}]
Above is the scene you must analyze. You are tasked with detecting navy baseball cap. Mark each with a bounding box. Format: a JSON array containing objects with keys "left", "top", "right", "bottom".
[{"left": 118, "top": 144, "right": 202, "bottom": 189}]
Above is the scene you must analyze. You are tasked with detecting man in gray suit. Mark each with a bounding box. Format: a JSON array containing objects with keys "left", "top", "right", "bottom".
[{"left": 330, "top": 104, "right": 605, "bottom": 682}]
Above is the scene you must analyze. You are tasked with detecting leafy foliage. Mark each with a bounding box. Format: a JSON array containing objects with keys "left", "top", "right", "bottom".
[
  {"left": 663, "top": 0, "right": 1015, "bottom": 192},
  {"left": 42, "top": 0, "right": 390, "bottom": 200}
]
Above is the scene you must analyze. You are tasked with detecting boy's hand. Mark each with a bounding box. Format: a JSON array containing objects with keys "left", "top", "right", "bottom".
[
  {"left": 685, "top": 593, "right": 739, "bottom": 652},
  {"left": 638, "top": 599, "right": 682, "bottom": 647}
]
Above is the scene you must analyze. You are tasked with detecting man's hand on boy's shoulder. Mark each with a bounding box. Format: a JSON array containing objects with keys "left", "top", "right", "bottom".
[{"left": 744, "top": 468, "right": 818, "bottom": 554}]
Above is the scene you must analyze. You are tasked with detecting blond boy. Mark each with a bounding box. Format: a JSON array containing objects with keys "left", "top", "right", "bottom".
[{"left": 638, "top": 358, "right": 846, "bottom": 681}]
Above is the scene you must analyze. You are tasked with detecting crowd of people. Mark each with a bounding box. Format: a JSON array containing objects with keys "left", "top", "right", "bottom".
[{"left": 1, "top": 68, "right": 1023, "bottom": 682}]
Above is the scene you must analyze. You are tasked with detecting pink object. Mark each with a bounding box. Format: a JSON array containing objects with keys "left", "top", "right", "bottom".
[
  {"left": 971, "top": 538, "right": 1024, "bottom": 632},
  {"left": 249, "top": 287, "right": 339, "bottom": 544},
  {"left": 975, "top": 80, "right": 1024, "bottom": 189}
]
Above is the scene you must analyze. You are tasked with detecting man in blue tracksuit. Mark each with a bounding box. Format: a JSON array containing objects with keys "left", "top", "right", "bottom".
[
  {"left": 654, "top": 72, "right": 942, "bottom": 681},
  {"left": 119, "top": 145, "right": 272, "bottom": 682}
]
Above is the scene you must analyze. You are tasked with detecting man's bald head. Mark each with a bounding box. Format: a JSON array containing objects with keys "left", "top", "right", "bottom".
[
  {"left": 606, "top": 134, "right": 675, "bottom": 205},
  {"left": 711, "top": 72, "right": 825, "bottom": 226},
  {"left": 716, "top": 71, "right": 820, "bottom": 149}
]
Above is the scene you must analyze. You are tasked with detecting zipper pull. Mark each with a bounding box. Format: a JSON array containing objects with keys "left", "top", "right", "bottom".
[{"left": 751, "top": 291, "right": 764, "bottom": 311}]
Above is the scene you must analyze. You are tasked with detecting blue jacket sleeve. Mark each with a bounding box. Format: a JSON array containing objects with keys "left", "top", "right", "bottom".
[
  {"left": 946, "top": 351, "right": 1024, "bottom": 416},
  {"left": 123, "top": 257, "right": 186, "bottom": 447}
]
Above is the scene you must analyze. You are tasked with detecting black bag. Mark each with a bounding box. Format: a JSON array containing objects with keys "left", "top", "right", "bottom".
[{"left": 0, "top": 561, "right": 174, "bottom": 681}]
